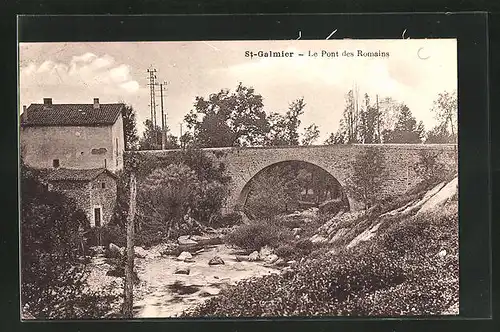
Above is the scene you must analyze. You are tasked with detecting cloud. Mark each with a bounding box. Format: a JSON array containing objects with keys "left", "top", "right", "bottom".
[{"left": 20, "top": 52, "right": 140, "bottom": 98}]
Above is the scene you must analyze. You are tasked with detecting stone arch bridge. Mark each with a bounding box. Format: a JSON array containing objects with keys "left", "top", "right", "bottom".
[{"left": 133, "top": 144, "right": 457, "bottom": 213}]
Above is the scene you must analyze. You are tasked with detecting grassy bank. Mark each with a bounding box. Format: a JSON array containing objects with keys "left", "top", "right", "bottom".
[{"left": 182, "top": 198, "right": 458, "bottom": 317}]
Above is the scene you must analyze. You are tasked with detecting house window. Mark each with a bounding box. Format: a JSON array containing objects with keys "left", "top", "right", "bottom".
[
  {"left": 93, "top": 206, "right": 102, "bottom": 227},
  {"left": 52, "top": 159, "right": 60, "bottom": 168},
  {"left": 101, "top": 182, "right": 106, "bottom": 189}
]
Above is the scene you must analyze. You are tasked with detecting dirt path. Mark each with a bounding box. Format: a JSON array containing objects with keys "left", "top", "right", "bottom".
[{"left": 132, "top": 244, "right": 280, "bottom": 318}]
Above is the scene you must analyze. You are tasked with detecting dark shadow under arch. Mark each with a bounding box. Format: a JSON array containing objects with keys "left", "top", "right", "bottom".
[{"left": 235, "top": 160, "right": 350, "bottom": 216}]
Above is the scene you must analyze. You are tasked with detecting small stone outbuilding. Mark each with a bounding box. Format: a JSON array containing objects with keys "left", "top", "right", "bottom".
[{"left": 46, "top": 168, "right": 118, "bottom": 227}]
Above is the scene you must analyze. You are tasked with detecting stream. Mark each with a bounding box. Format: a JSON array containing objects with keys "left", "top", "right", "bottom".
[{"left": 129, "top": 244, "right": 280, "bottom": 318}]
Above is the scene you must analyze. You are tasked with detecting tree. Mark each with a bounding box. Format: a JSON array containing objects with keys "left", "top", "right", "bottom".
[
  {"left": 431, "top": 90, "right": 457, "bottom": 143},
  {"left": 20, "top": 163, "right": 116, "bottom": 319},
  {"left": 265, "top": 112, "right": 289, "bottom": 146},
  {"left": 138, "top": 164, "right": 200, "bottom": 238},
  {"left": 324, "top": 131, "right": 345, "bottom": 145},
  {"left": 122, "top": 105, "right": 139, "bottom": 151},
  {"left": 425, "top": 124, "right": 457, "bottom": 144},
  {"left": 301, "top": 124, "right": 320, "bottom": 145},
  {"left": 265, "top": 98, "right": 306, "bottom": 146},
  {"left": 412, "top": 149, "right": 448, "bottom": 183},
  {"left": 184, "top": 83, "right": 270, "bottom": 148},
  {"left": 342, "top": 90, "right": 357, "bottom": 143},
  {"left": 347, "top": 147, "right": 387, "bottom": 209},
  {"left": 378, "top": 97, "right": 401, "bottom": 136},
  {"left": 357, "top": 94, "right": 381, "bottom": 144},
  {"left": 165, "top": 133, "right": 180, "bottom": 149},
  {"left": 383, "top": 105, "right": 424, "bottom": 143},
  {"left": 138, "top": 119, "right": 162, "bottom": 150},
  {"left": 135, "top": 149, "right": 230, "bottom": 241},
  {"left": 285, "top": 98, "right": 306, "bottom": 145}
]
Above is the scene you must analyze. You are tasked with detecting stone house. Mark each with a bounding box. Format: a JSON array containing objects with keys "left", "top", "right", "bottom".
[
  {"left": 46, "top": 168, "right": 118, "bottom": 227},
  {"left": 20, "top": 97, "right": 126, "bottom": 227},
  {"left": 20, "top": 98, "right": 125, "bottom": 172}
]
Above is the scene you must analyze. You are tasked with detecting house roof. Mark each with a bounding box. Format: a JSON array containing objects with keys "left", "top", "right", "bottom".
[
  {"left": 21, "top": 103, "right": 124, "bottom": 127},
  {"left": 46, "top": 168, "right": 118, "bottom": 182}
]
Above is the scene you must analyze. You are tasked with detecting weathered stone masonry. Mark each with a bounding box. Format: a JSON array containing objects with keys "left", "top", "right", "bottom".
[{"left": 134, "top": 144, "right": 457, "bottom": 213}]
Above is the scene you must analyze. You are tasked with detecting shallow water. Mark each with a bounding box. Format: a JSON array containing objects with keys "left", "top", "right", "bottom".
[{"left": 132, "top": 244, "right": 280, "bottom": 318}]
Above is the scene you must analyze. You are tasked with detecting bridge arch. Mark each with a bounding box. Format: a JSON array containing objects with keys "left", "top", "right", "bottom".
[{"left": 232, "top": 159, "right": 350, "bottom": 215}]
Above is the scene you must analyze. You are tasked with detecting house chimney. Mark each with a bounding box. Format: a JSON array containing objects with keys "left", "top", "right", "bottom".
[
  {"left": 43, "top": 98, "right": 52, "bottom": 105},
  {"left": 93, "top": 98, "right": 100, "bottom": 109}
]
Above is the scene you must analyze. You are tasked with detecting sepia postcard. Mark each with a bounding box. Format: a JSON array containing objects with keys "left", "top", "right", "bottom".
[{"left": 19, "top": 39, "right": 458, "bottom": 319}]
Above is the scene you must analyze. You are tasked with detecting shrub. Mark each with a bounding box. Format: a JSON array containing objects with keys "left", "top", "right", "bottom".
[
  {"left": 134, "top": 218, "right": 169, "bottom": 248},
  {"left": 275, "top": 244, "right": 295, "bottom": 259},
  {"left": 212, "top": 212, "right": 243, "bottom": 228},
  {"left": 87, "top": 224, "right": 127, "bottom": 248},
  {"left": 294, "top": 239, "right": 314, "bottom": 256},
  {"left": 224, "top": 220, "right": 293, "bottom": 251},
  {"left": 412, "top": 149, "right": 452, "bottom": 183}
]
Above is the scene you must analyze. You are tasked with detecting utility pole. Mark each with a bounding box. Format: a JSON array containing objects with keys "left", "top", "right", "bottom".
[
  {"left": 160, "top": 82, "right": 168, "bottom": 150},
  {"left": 147, "top": 67, "right": 158, "bottom": 136}
]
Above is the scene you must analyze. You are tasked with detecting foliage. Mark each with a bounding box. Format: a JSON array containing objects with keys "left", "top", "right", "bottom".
[
  {"left": 87, "top": 224, "right": 127, "bottom": 248},
  {"left": 347, "top": 147, "right": 387, "bottom": 209},
  {"left": 357, "top": 93, "right": 382, "bottom": 143},
  {"left": 212, "top": 212, "right": 243, "bottom": 228},
  {"left": 330, "top": 91, "right": 385, "bottom": 144},
  {"left": 117, "top": 149, "right": 230, "bottom": 243},
  {"left": 184, "top": 83, "right": 270, "bottom": 147},
  {"left": 431, "top": 90, "right": 457, "bottom": 142},
  {"left": 244, "top": 161, "right": 344, "bottom": 219},
  {"left": 426, "top": 123, "right": 457, "bottom": 144},
  {"left": 301, "top": 123, "right": 320, "bottom": 145},
  {"left": 324, "top": 131, "right": 345, "bottom": 145},
  {"left": 184, "top": 202, "right": 458, "bottom": 317},
  {"left": 138, "top": 120, "right": 179, "bottom": 150},
  {"left": 138, "top": 119, "right": 162, "bottom": 150},
  {"left": 138, "top": 164, "right": 200, "bottom": 238},
  {"left": 121, "top": 104, "right": 139, "bottom": 151},
  {"left": 382, "top": 104, "right": 424, "bottom": 143},
  {"left": 275, "top": 244, "right": 295, "bottom": 259},
  {"left": 264, "top": 97, "right": 307, "bottom": 146},
  {"left": 20, "top": 164, "right": 117, "bottom": 319},
  {"left": 224, "top": 220, "right": 293, "bottom": 251},
  {"left": 412, "top": 149, "right": 449, "bottom": 183}
]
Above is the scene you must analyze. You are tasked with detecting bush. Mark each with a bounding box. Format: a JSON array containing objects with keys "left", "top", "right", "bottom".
[
  {"left": 275, "top": 244, "right": 295, "bottom": 259},
  {"left": 134, "top": 217, "right": 169, "bottom": 248},
  {"left": 212, "top": 212, "right": 243, "bottom": 228},
  {"left": 87, "top": 224, "right": 127, "bottom": 248},
  {"left": 294, "top": 239, "right": 314, "bottom": 256},
  {"left": 224, "top": 220, "right": 293, "bottom": 251}
]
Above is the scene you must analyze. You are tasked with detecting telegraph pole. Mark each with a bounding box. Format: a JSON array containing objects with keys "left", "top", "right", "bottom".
[
  {"left": 147, "top": 68, "right": 158, "bottom": 129},
  {"left": 160, "top": 82, "right": 168, "bottom": 150}
]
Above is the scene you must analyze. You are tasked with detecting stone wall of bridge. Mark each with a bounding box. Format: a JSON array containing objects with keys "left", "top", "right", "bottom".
[{"left": 133, "top": 144, "right": 457, "bottom": 213}]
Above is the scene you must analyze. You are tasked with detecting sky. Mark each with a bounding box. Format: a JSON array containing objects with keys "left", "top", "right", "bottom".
[{"left": 19, "top": 39, "right": 457, "bottom": 143}]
